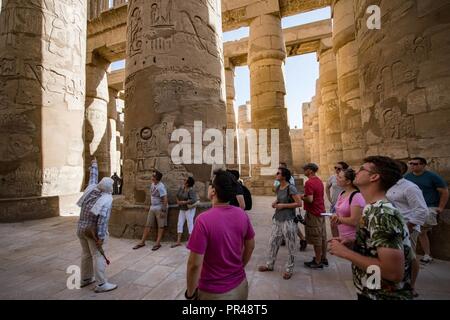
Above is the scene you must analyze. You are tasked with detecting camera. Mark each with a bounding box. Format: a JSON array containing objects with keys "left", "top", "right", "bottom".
[{"left": 294, "top": 214, "right": 306, "bottom": 225}]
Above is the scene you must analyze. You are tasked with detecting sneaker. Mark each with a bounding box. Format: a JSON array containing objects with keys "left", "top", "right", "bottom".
[
  {"left": 299, "top": 240, "right": 307, "bottom": 251},
  {"left": 304, "top": 258, "right": 323, "bottom": 269},
  {"left": 80, "top": 278, "right": 95, "bottom": 288},
  {"left": 420, "top": 255, "right": 433, "bottom": 264},
  {"left": 321, "top": 258, "right": 329, "bottom": 267},
  {"left": 94, "top": 282, "right": 118, "bottom": 293}
]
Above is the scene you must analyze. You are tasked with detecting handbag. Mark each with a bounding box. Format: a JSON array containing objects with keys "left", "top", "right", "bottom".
[{"left": 187, "top": 200, "right": 200, "bottom": 209}]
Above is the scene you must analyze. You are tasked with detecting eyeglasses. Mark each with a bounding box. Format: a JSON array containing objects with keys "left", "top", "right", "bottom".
[
  {"left": 357, "top": 166, "right": 377, "bottom": 174},
  {"left": 276, "top": 172, "right": 282, "bottom": 175},
  {"left": 334, "top": 166, "right": 343, "bottom": 171},
  {"left": 408, "top": 162, "right": 421, "bottom": 166}
]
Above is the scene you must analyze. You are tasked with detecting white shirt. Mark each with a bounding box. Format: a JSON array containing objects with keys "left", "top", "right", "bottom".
[{"left": 386, "top": 178, "right": 428, "bottom": 232}]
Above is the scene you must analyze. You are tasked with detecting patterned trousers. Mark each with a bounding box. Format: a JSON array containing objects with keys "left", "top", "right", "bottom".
[{"left": 266, "top": 219, "right": 297, "bottom": 273}]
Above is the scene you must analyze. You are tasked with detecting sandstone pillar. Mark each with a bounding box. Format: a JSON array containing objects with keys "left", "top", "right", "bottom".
[
  {"left": 332, "top": 0, "right": 364, "bottom": 167},
  {"left": 0, "top": 0, "right": 87, "bottom": 221},
  {"left": 302, "top": 102, "right": 312, "bottom": 165},
  {"left": 355, "top": 0, "right": 450, "bottom": 175},
  {"left": 310, "top": 95, "right": 320, "bottom": 164},
  {"left": 108, "top": 88, "right": 119, "bottom": 176},
  {"left": 225, "top": 58, "right": 239, "bottom": 171},
  {"left": 237, "top": 102, "right": 252, "bottom": 179},
  {"left": 121, "top": 0, "right": 226, "bottom": 206},
  {"left": 248, "top": 13, "right": 293, "bottom": 181},
  {"left": 85, "top": 55, "right": 110, "bottom": 185},
  {"left": 355, "top": 0, "right": 450, "bottom": 259},
  {"left": 290, "top": 128, "right": 305, "bottom": 174},
  {"left": 319, "top": 39, "right": 343, "bottom": 176}
]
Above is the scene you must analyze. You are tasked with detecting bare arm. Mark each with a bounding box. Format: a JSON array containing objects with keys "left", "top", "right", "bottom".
[
  {"left": 330, "top": 241, "right": 405, "bottom": 282},
  {"left": 326, "top": 181, "right": 332, "bottom": 203},
  {"left": 338, "top": 205, "right": 363, "bottom": 227},
  {"left": 186, "top": 252, "right": 204, "bottom": 297},
  {"left": 237, "top": 195, "right": 245, "bottom": 210},
  {"left": 242, "top": 238, "right": 255, "bottom": 267},
  {"left": 302, "top": 194, "right": 314, "bottom": 204},
  {"left": 437, "top": 187, "right": 449, "bottom": 213}
]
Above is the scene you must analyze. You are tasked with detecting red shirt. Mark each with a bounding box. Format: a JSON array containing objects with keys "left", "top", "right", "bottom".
[{"left": 304, "top": 176, "right": 325, "bottom": 216}]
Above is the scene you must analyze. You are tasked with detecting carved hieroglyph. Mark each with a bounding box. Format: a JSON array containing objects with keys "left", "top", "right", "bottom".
[
  {"left": 0, "top": 0, "right": 86, "bottom": 199},
  {"left": 123, "top": 0, "right": 226, "bottom": 204},
  {"left": 355, "top": 0, "right": 450, "bottom": 181}
]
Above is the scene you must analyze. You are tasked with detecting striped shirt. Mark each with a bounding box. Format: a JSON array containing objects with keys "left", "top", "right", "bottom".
[{"left": 77, "top": 164, "right": 111, "bottom": 240}]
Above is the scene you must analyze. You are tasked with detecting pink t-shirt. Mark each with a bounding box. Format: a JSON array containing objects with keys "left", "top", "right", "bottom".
[
  {"left": 335, "top": 192, "right": 366, "bottom": 240},
  {"left": 187, "top": 205, "right": 255, "bottom": 294}
]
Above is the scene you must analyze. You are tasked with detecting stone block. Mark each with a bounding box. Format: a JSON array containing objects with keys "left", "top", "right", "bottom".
[
  {"left": 0, "top": 196, "right": 60, "bottom": 222},
  {"left": 407, "top": 89, "right": 428, "bottom": 115},
  {"left": 414, "top": 109, "right": 450, "bottom": 139}
]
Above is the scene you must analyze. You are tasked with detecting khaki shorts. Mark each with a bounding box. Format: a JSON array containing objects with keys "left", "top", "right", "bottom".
[
  {"left": 422, "top": 207, "right": 438, "bottom": 232},
  {"left": 198, "top": 278, "right": 248, "bottom": 300},
  {"left": 305, "top": 212, "right": 326, "bottom": 247},
  {"left": 145, "top": 209, "right": 167, "bottom": 229},
  {"left": 410, "top": 229, "right": 419, "bottom": 259}
]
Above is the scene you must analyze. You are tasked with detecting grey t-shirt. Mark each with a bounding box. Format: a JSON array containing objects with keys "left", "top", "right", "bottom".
[
  {"left": 176, "top": 187, "right": 198, "bottom": 210},
  {"left": 328, "top": 175, "right": 344, "bottom": 206},
  {"left": 273, "top": 184, "right": 299, "bottom": 222}
]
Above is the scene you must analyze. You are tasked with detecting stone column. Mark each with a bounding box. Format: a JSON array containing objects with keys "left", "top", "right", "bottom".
[
  {"left": 332, "top": 0, "right": 364, "bottom": 167},
  {"left": 237, "top": 102, "right": 252, "bottom": 179},
  {"left": 302, "top": 101, "right": 312, "bottom": 164},
  {"left": 290, "top": 128, "right": 305, "bottom": 174},
  {"left": 319, "top": 39, "right": 343, "bottom": 176},
  {"left": 248, "top": 13, "right": 293, "bottom": 181},
  {"left": 0, "top": 0, "right": 87, "bottom": 221},
  {"left": 108, "top": 88, "right": 119, "bottom": 176},
  {"left": 225, "top": 59, "right": 237, "bottom": 130},
  {"left": 317, "top": 78, "right": 328, "bottom": 175},
  {"left": 355, "top": 0, "right": 450, "bottom": 173},
  {"left": 310, "top": 95, "right": 320, "bottom": 164},
  {"left": 225, "top": 58, "right": 239, "bottom": 171},
  {"left": 85, "top": 54, "right": 110, "bottom": 185},
  {"left": 121, "top": 0, "right": 226, "bottom": 206},
  {"left": 355, "top": 0, "right": 450, "bottom": 259}
]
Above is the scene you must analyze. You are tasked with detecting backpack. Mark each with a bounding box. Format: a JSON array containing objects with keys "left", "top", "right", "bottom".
[
  {"left": 242, "top": 184, "right": 252, "bottom": 211},
  {"left": 339, "top": 190, "right": 360, "bottom": 205}
]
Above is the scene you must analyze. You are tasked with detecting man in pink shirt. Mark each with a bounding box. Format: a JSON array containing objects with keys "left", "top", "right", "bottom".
[
  {"left": 301, "top": 163, "right": 327, "bottom": 269},
  {"left": 185, "top": 169, "right": 256, "bottom": 300}
]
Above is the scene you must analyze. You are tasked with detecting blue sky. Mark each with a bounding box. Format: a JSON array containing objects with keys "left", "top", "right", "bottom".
[{"left": 111, "top": 7, "right": 331, "bottom": 129}]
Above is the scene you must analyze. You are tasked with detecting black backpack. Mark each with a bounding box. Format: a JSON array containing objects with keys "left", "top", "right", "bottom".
[
  {"left": 339, "top": 190, "right": 360, "bottom": 205},
  {"left": 242, "top": 184, "right": 252, "bottom": 211}
]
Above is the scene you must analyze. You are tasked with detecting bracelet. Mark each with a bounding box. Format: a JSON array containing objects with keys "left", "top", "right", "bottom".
[{"left": 185, "top": 288, "right": 198, "bottom": 300}]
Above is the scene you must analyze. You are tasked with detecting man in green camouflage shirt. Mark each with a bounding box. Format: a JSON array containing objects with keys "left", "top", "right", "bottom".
[{"left": 329, "top": 156, "right": 413, "bottom": 300}]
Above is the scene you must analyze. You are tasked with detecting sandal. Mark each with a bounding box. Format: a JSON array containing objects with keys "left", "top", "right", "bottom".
[
  {"left": 170, "top": 243, "right": 182, "bottom": 248},
  {"left": 152, "top": 244, "right": 162, "bottom": 251},
  {"left": 283, "top": 272, "right": 293, "bottom": 280},
  {"left": 258, "top": 266, "right": 273, "bottom": 272},
  {"left": 132, "top": 243, "right": 145, "bottom": 250}
]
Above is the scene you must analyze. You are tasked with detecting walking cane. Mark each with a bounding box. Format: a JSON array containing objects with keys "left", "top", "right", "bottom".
[{"left": 85, "top": 227, "right": 111, "bottom": 265}]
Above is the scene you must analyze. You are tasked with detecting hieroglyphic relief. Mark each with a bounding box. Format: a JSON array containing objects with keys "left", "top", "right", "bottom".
[
  {"left": 129, "top": 6, "right": 143, "bottom": 57},
  {"left": 147, "top": 0, "right": 175, "bottom": 53},
  {"left": 379, "top": 106, "right": 414, "bottom": 140}
]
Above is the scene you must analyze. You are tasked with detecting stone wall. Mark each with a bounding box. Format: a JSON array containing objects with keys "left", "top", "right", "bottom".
[{"left": 290, "top": 128, "right": 305, "bottom": 174}]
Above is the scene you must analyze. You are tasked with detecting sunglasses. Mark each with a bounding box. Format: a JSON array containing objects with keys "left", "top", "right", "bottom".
[
  {"left": 408, "top": 162, "right": 421, "bottom": 166},
  {"left": 276, "top": 172, "right": 282, "bottom": 175},
  {"left": 334, "top": 167, "right": 343, "bottom": 171}
]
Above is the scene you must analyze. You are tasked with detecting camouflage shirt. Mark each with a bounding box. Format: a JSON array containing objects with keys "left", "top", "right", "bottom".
[{"left": 352, "top": 200, "right": 413, "bottom": 300}]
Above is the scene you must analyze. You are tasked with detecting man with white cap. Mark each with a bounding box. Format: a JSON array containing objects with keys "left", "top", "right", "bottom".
[{"left": 76, "top": 159, "right": 117, "bottom": 293}]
